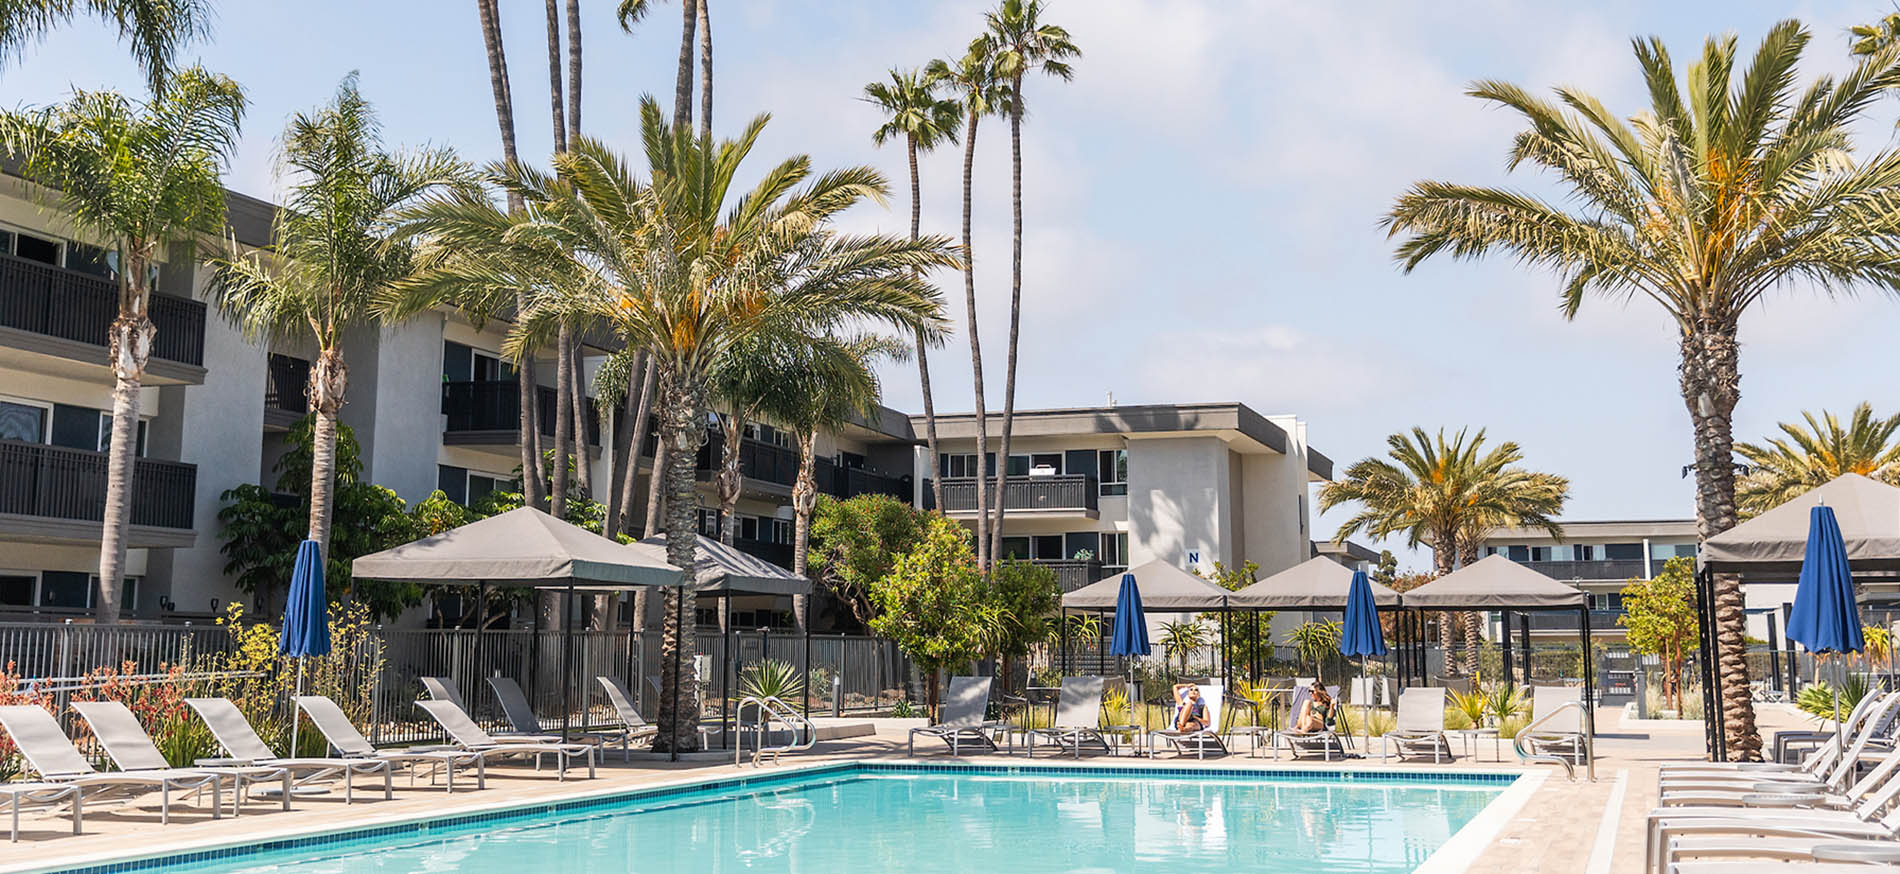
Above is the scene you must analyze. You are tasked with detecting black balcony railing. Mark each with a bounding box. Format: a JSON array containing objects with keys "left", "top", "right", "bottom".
[
  {"left": 1519, "top": 558, "right": 1651, "bottom": 582},
  {"left": 938, "top": 474, "right": 1098, "bottom": 514},
  {"left": 1524, "top": 610, "right": 1626, "bottom": 632},
  {"left": 0, "top": 253, "right": 205, "bottom": 366},
  {"left": 0, "top": 439, "right": 195, "bottom": 529},
  {"left": 732, "top": 537, "right": 794, "bottom": 569},
  {"left": 1033, "top": 559, "right": 1104, "bottom": 593},
  {"left": 815, "top": 457, "right": 910, "bottom": 501},
  {"left": 264, "top": 354, "right": 310, "bottom": 414},
  {"left": 441, "top": 380, "right": 599, "bottom": 445}
]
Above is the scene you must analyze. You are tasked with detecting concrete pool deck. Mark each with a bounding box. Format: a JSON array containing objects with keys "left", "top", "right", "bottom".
[{"left": 0, "top": 704, "right": 1815, "bottom": 873}]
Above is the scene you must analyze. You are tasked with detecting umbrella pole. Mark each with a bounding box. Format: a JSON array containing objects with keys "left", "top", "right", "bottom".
[
  {"left": 291, "top": 658, "right": 305, "bottom": 756},
  {"left": 561, "top": 586, "right": 574, "bottom": 741}
]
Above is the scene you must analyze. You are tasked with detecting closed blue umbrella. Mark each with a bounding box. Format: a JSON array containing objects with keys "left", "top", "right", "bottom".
[
  {"left": 1340, "top": 569, "right": 1387, "bottom": 750},
  {"left": 1109, "top": 573, "right": 1150, "bottom": 657},
  {"left": 1786, "top": 504, "right": 1862, "bottom": 747},
  {"left": 281, "top": 539, "right": 329, "bottom": 757}
]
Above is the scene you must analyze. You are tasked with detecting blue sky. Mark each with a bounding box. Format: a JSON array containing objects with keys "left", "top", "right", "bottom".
[{"left": 9, "top": 1, "right": 1898, "bottom": 570}]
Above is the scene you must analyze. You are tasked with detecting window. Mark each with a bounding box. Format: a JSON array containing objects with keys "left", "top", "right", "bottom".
[
  {"left": 0, "top": 574, "right": 34, "bottom": 606},
  {"left": 437, "top": 465, "right": 468, "bottom": 504},
  {"left": 12, "top": 231, "right": 59, "bottom": 265},
  {"left": 740, "top": 516, "right": 759, "bottom": 541},
  {"left": 747, "top": 423, "right": 792, "bottom": 448},
  {"left": 1100, "top": 532, "right": 1129, "bottom": 569},
  {"left": 1507, "top": 545, "right": 1529, "bottom": 562},
  {"left": 1032, "top": 535, "right": 1063, "bottom": 560},
  {"left": 1528, "top": 546, "right": 1552, "bottom": 562},
  {"left": 472, "top": 351, "right": 514, "bottom": 382},
  {"left": 1006, "top": 454, "right": 1032, "bottom": 476},
  {"left": 1097, "top": 449, "right": 1128, "bottom": 496},
  {"left": 65, "top": 242, "right": 113, "bottom": 279},
  {"left": 468, "top": 473, "right": 505, "bottom": 501},
  {"left": 1573, "top": 544, "right": 1595, "bottom": 561},
  {"left": 940, "top": 453, "right": 996, "bottom": 479},
  {"left": 1590, "top": 592, "right": 1624, "bottom": 612},
  {"left": 0, "top": 400, "right": 47, "bottom": 443},
  {"left": 1000, "top": 536, "right": 1031, "bottom": 561},
  {"left": 1064, "top": 532, "right": 1100, "bottom": 562},
  {"left": 1604, "top": 543, "right": 1644, "bottom": 561},
  {"left": 696, "top": 508, "right": 719, "bottom": 537},
  {"left": 95, "top": 413, "right": 148, "bottom": 457},
  {"left": 1674, "top": 543, "right": 1698, "bottom": 558},
  {"left": 37, "top": 572, "right": 135, "bottom": 610}
]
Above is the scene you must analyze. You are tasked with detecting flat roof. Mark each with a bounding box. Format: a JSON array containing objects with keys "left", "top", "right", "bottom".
[
  {"left": 914, "top": 402, "right": 1333, "bottom": 480},
  {"left": 1313, "top": 539, "right": 1380, "bottom": 562},
  {"left": 1480, "top": 519, "right": 1699, "bottom": 541}
]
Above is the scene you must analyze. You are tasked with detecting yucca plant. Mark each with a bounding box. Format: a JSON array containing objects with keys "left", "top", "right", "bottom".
[
  {"left": 1449, "top": 686, "right": 1490, "bottom": 727},
  {"left": 736, "top": 659, "right": 805, "bottom": 702},
  {"left": 1483, "top": 683, "right": 1526, "bottom": 726}
]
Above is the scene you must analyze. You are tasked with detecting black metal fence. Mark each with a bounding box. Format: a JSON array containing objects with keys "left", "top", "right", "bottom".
[
  {"left": 0, "top": 253, "right": 205, "bottom": 365},
  {"left": 939, "top": 474, "right": 1098, "bottom": 513},
  {"left": 0, "top": 439, "right": 197, "bottom": 530}
]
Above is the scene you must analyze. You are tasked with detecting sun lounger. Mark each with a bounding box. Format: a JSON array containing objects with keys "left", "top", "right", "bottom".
[
  {"left": 1516, "top": 686, "right": 1588, "bottom": 767},
  {"left": 488, "top": 675, "right": 641, "bottom": 762},
  {"left": 0, "top": 781, "right": 81, "bottom": 841},
  {"left": 908, "top": 676, "right": 1007, "bottom": 756},
  {"left": 1661, "top": 690, "right": 1895, "bottom": 787},
  {"left": 71, "top": 700, "right": 290, "bottom": 815},
  {"left": 595, "top": 676, "right": 661, "bottom": 757},
  {"left": 422, "top": 676, "right": 555, "bottom": 744},
  {"left": 294, "top": 695, "right": 486, "bottom": 793},
  {"left": 1644, "top": 765, "right": 1900, "bottom": 874},
  {"left": 0, "top": 704, "right": 222, "bottom": 825},
  {"left": 1658, "top": 694, "right": 1900, "bottom": 805},
  {"left": 1025, "top": 676, "right": 1112, "bottom": 759},
  {"left": 1148, "top": 683, "right": 1228, "bottom": 759},
  {"left": 1271, "top": 684, "right": 1346, "bottom": 761},
  {"left": 415, "top": 699, "right": 596, "bottom": 779},
  {"left": 1380, "top": 687, "right": 1453, "bottom": 763},
  {"left": 184, "top": 698, "right": 394, "bottom": 803}
]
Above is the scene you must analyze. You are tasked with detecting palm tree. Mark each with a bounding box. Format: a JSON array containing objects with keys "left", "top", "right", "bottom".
[
  {"left": 1317, "top": 428, "right": 1568, "bottom": 674},
  {"left": 927, "top": 44, "right": 1005, "bottom": 572},
  {"left": 706, "top": 336, "right": 780, "bottom": 546},
  {"left": 473, "top": 0, "right": 546, "bottom": 509},
  {"left": 1382, "top": 22, "right": 1900, "bottom": 758},
  {"left": 0, "top": 68, "right": 243, "bottom": 622},
  {"left": 864, "top": 67, "right": 962, "bottom": 515},
  {"left": 1736, "top": 404, "right": 1900, "bottom": 517},
  {"left": 1452, "top": 469, "right": 1570, "bottom": 672},
  {"left": 483, "top": 99, "right": 956, "bottom": 751},
  {"left": 767, "top": 333, "right": 905, "bottom": 630},
  {"left": 979, "top": 0, "right": 1077, "bottom": 564},
  {"left": 616, "top": 0, "right": 699, "bottom": 131},
  {"left": 1159, "top": 620, "right": 1208, "bottom": 678},
  {"left": 206, "top": 75, "right": 468, "bottom": 559},
  {"left": 0, "top": 0, "right": 210, "bottom": 94}
]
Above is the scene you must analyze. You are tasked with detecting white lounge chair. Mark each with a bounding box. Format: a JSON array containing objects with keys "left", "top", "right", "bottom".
[
  {"left": 0, "top": 781, "right": 81, "bottom": 841},
  {"left": 184, "top": 698, "right": 394, "bottom": 803},
  {"left": 1657, "top": 694, "right": 1900, "bottom": 807},
  {"left": 1661, "top": 690, "right": 1894, "bottom": 788},
  {"left": 488, "top": 676, "right": 639, "bottom": 762},
  {"left": 1380, "top": 687, "right": 1453, "bottom": 763},
  {"left": 294, "top": 695, "right": 487, "bottom": 793},
  {"left": 423, "top": 676, "right": 557, "bottom": 743},
  {"left": 71, "top": 700, "right": 289, "bottom": 815},
  {"left": 1516, "top": 686, "right": 1588, "bottom": 769},
  {"left": 1025, "top": 677, "right": 1112, "bottom": 759},
  {"left": 415, "top": 699, "right": 597, "bottom": 780},
  {"left": 908, "top": 676, "right": 1007, "bottom": 756},
  {"left": 0, "top": 704, "right": 222, "bottom": 825},
  {"left": 1644, "top": 768, "right": 1900, "bottom": 874},
  {"left": 1273, "top": 684, "right": 1346, "bottom": 761},
  {"left": 1148, "top": 683, "right": 1228, "bottom": 759},
  {"left": 595, "top": 676, "right": 661, "bottom": 757}
]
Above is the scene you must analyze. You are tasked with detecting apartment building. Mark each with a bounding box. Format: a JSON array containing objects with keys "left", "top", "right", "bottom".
[{"left": 1475, "top": 519, "right": 1700, "bottom": 640}]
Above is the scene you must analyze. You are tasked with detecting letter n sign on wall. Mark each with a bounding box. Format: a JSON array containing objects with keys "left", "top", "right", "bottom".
[{"left": 1184, "top": 550, "right": 1202, "bottom": 569}]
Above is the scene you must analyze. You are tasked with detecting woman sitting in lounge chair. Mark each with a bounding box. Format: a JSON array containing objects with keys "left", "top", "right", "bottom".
[
  {"left": 1173, "top": 684, "right": 1209, "bottom": 733},
  {"left": 1295, "top": 686, "right": 1337, "bottom": 733}
]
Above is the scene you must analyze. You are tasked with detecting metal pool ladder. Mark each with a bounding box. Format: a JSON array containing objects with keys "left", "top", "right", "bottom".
[
  {"left": 1510, "top": 699, "right": 1594, "bottom": 781},
  {"left": 735, "top": 696, "right": 817, "bottom": 767}
]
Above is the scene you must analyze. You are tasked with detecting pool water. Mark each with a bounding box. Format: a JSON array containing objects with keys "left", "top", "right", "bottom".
[{"left": 157, "top": 767, "right": 1506, "bottom": 874}]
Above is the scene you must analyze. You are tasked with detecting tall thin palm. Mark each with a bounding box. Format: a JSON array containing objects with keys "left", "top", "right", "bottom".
[
  {"left": 1453, "top": 469, "right": 1569, "bottom": 672},
  {"left": 0, "top": 0, "right": 210, "bottom": 94},
  {"left": 205, "top": 75, "right": 468, "bottom": 559},
  {"left": 485, "top": 101, "right": 955, "bottom": 751},
  {"left": 707, "top": 335, "right": 780, "bottom": 546},
  {"left": 761, "top": 332, "right": 905, "bottom": 629},
  {"left": 927, "top": 45, "right": 1006, "bottom": 572},
  {"left": 1318, "top": 428, "right": 1569, "bottom": 673},
  {"left": 0, "top": 67, "right": 242, "bottom": 622},
  {"left": 979, "top": 0, "right": 1077, "bottom": 564},
  {"left": 1737, "top": 403, "right": 1900, "bottom": 517},
  {"left": 473, "top": 0, "right": 546, "bottom": 508},
  {"left": 864, "top": 66, "right": 962, "bottom": 514},
  {"left": 1383, "top": 21, "right": 1900, "bottom": 758}
]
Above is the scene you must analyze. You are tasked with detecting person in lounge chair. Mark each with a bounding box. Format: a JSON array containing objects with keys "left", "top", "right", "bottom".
[
  {"left": 1295, "top": 686, "right": 1336, "bottom": 734},
  {"left": 1172, "top": 684, "right": 1210, "bottom": 733}
]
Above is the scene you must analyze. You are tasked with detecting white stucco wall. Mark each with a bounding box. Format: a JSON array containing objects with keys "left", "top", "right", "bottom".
[
  {"left": 364, "top": 317, "right": 448, "bottom": 505},
  {"left": 1126, "top": 436, "right": 1230, "bottom": 573}
]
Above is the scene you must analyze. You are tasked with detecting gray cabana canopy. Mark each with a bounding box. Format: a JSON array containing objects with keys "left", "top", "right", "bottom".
[
  {"left": 351, "top": 506, "right": 684, "bottom": 589},
  {"left": 1061, "top": 560, "right": 1231, "bottom": 610},
  {"left": 1401, "top": 553, "right": 1586, "bottom": 609},
  {"left": 632, "top": 533, "right": 811, "bottom": 596},
  {"left": 1702, "top": 473, "right": 1900, "bottom": 575},
  {"left": 1228, "top": 556, "right": 1402, "bottom": 609}
]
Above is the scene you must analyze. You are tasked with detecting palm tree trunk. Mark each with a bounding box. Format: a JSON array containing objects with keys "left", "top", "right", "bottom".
[
  {"left": 619, "top": 356, "right": 658, "bottom": 539},
  {"left": 569, "top": 339, "right": 592, "bottom": 497},
  {"left": 1432, "top": 541, "right": 1455, "bottom": 676},
  {"left": 564, "top": 0, "right": 582, "bottom": 144},
  {"left": 959, "top": 108, "right": 990, "bottom": 573},
  {"left": 542, "top": 0, "right": 566, "bottom": 153},
  {"left": 991, "top": 75, "right": 1025, "bottom": 565},
  {"left": 644, "top": 381, "right": 670, "bottom": 538},
  {"left": 695, "top": 0, "right": 711, "bottom": 138},
  {"left": 603, "top": 354, "right": 641, "bottom": 538},
  {"left": 653, "top": 369, "right": 706, "bottom": 754},
  {"left": 672, "top": 0, "right": 696, "bottom": 129},
  {"left": 307, "top": 346, "right": 348, "bottom": 557},
  {"left": 791, "top": 430, "right": 818, "bottom": 632},
  {"left": 906, "top": 135, "right": 945, "bottom": 514},
  {"left": 1463, "top": 611, "right": 1482, "bottom": 676},
  {"left": 551, "top": 325, "right": 573, "bottom": 518},
  {"left": 716, "top": 412, "right": 743, "bottom": 546},
  {"left": 1684, "top": 322, "right": 1760, "bottom": 760},
  {"left": 475, "top": 0, "right": 545, "bottom": 509},
  {"left": 95, "top": 252, "right": 154, "bottom": 623}
]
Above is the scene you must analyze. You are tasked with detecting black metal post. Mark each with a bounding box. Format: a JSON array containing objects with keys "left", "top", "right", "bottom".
[
  {"left": 1580, "top": 604, "right": 1596, "bottom": 780},
  {"left": 1519, "top": 613, "right": 1531, "bottom": 685},
  {"left": 1782, "top": 602, "right": 1798, "bottom": 696},
  {"left": 560, "top": 586, "right": 576, "bottom": 739},
  {"left": 801, "top": 624, "right": 811, "bottom": 717},
  {"left": 1501, "top": 610, "right": 1514, "bottom": 691},
  {"left": 1692, "top": 566, "right": 1718, "bottom": 760},
  {"left": 530, "top": 587, "right": 542, "bottom": 725},
  {"left": 1766, "top": 619, "right": 1783, "bottom": 694},
  {"left": 475, "top": 582, "right": 488, "bottom": 690},
  {"left": 721, "top": 596, "right": 732, "bottom": 750}
]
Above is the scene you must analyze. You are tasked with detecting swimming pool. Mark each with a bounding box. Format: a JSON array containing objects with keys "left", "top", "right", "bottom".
[{"left": 78, "top": 764, "right": 1519, "bottom": 874}]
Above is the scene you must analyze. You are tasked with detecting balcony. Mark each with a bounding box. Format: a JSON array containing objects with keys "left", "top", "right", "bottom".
[
  {"left": 1519, "top": 559, "right": 1651, "bottom": 583},
  {"left": 732, "top": 536, "right": 794, "bottom": 569},
  {"left": 938, "top": 474, "right": 1099, "bottom": 517},
  {"left": 1033, "top": 558, "right": 1104, "bottom": 593},
  {"left": 262, "top": 354, "right": 310, "bottom": 430},
  {"left": 0, "top": 253, "right": 206, "bottom": 383},
  {"left": 1523, "top": 610, "right": 1627, "bottom": 634},
  {"left": 816, "top": 457, "right": 910, "bottom": 501},
  {"left": 0, "top": 439, "right": 196, "bottom": 547},
  {"left": 441, "top": 380, "right": 600, "bottom": 450}
]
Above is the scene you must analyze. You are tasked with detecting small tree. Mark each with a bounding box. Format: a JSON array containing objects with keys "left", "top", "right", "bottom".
[
  {"left": 1195, "top": 560, "right": 1271, "bottom": 678},
  {"left": 808, "top": 494, "right": 927, "bottom": 630},
  {"left": 1619, "top": 556, "right": 1700, "bottom": 711},
  {"left": 1372, "top": 550, "right": 1398, "bottom": 588},
  {"left": 868, "top": 514, "right": 994, "bottom": 715},
  {"left": 1286, "top": 619, "right": 1343, "bottom": 682},
  {"left": 1159, "top": 620, "right": 1210, "bottom": 677},
  {"left": 985, "top": 560, "right": 1059, "bottom": 692}
]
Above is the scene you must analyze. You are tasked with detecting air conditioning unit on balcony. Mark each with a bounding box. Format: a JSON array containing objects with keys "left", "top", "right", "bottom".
[{"left": 1029, "top": 464, "right": 1057, "bottom": 477}]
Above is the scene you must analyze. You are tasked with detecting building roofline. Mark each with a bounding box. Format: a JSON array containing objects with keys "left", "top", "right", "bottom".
[
  {"left": 914, "top": 402, "right": 1324, "bottom": 460},
  {"left": 1479, "top": 518, "right": 1699, "bottom": 541},
  {"left": 1313, "top": 539, "right": 1379, "bottom": 562}
]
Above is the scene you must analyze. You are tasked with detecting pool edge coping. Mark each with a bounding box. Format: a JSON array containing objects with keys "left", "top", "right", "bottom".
[
  {"left": 5, "top": 758, "right": 1528, "bottom": 874},
  {"left": 1414, "top": 769, "right": 1549, "bottom": 874}
]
